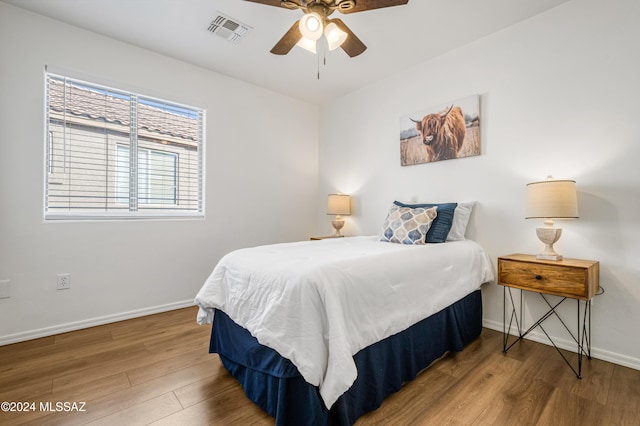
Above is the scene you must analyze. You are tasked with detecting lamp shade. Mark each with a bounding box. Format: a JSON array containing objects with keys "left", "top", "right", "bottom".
[
  {"left": 296, "top": 36, "right": 317, "bottom": 53},
  {"left": 324, "top": 22, "right": 348, "bottom": 51},
  {"left": 299, "top": 12, "right": 323, "bottom": 41},
  {"left": 327, "top": 194, "right": 351, "bottom": 216},
  {"left": 526, "top": 179, "right": 578, "bottom": 219}
]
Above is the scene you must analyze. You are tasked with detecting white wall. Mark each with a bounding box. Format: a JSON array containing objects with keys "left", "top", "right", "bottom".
[
  {"left": 319, "top": 0, "right": 640, "bottom": 369},
  {"left": 0, "top": 3, "right": 319, "bottom": 343}
]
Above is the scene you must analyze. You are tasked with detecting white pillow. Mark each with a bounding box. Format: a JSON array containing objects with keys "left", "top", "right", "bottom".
[{"left": 446, "top": 202, "right": 475, "bottom": 241}]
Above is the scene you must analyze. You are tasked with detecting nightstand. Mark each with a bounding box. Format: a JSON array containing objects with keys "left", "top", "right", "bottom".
[
  {"left": 498, "top": 254, "right": 600, "bottom": 378},
  {"left": 310, "top": 235, "right": 344, "bottom": 240}
]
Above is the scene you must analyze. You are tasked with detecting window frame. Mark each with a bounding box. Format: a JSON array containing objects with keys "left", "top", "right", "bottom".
[{"left": 44, "top": 71, "right": 205, "bottom": 221}]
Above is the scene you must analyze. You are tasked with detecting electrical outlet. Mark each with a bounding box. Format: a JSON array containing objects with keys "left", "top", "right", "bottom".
[
  {"left": 0, "top": 280, "right": 10, "bottom": 299},
  {"left": 57, "top": 273, "right": 70, "bottom": 290}
]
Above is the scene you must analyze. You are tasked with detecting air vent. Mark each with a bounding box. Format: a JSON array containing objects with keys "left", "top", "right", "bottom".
[{"left": 206, "top": 12, "right": 252, "bottom": 43}]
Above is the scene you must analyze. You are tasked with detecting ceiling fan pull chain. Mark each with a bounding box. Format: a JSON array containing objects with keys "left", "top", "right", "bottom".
[
  {"left": 323, "top": 38, "right": 327, "bottom": 66},
  {"left": 317, "top": 37, "right": 328, "bottom": 80}
]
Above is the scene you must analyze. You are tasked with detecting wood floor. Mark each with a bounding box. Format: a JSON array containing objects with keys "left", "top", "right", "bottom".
[{"left": 1, "top": 307, "right": 638, "bottom": 426}]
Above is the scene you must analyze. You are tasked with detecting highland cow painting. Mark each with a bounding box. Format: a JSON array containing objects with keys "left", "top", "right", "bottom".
[{"left": 400, "top": 95, "right": 480, "bottom": 166}]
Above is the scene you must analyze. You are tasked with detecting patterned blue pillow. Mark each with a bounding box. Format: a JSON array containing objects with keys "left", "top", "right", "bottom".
[
  {"left": 379, "top": 205, "right": 438, "bottom": 245},
  {"left": 393, "top": 201, "right": 458, "bottom": 243}
]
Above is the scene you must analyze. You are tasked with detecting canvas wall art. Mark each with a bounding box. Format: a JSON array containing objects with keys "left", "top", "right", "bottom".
[{"left": 399, "top": 94, "right": 480, "bottom": 166}]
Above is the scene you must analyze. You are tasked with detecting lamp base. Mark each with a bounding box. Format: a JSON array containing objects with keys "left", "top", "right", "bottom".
[
  {"left": 536, "top": 227, "right": 563, "bottom": 261},
  {"left": 331, "top": 216, "right": 345, "bottom": 236}
]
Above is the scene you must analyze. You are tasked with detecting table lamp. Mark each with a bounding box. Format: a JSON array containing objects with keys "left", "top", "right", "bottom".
[
  {"left": 327, "top": 193, "right": 351, "bottom": 236},
  {"left": 526, "top": 177, "right": 578, "bottom": 260}
]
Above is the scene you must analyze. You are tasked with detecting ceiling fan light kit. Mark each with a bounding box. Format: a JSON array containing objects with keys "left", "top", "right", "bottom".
[
  {"left": 296, "top": 17, "right": 348, "bottom": 53},
  {"left": 245, "top": 0, "right": 409, "bottom": 58}
]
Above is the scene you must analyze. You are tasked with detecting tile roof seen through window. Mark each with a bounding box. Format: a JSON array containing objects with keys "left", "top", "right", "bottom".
[{"left": 48, "top": 78, "right": 200, "bottom": 142}]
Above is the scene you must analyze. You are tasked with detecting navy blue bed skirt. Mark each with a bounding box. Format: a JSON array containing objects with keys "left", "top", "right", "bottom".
[{"left": 209, "top": 289, "right": 482, "bottom": 425}]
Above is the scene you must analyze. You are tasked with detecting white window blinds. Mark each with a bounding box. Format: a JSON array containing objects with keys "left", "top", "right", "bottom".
[{"left": 45, "top": 72, "right": 205, "bottom": 219}]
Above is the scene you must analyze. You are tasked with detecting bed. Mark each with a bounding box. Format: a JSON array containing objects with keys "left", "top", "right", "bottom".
[{"left": 195, "top": 215, "right": 494, "bottom": 425}]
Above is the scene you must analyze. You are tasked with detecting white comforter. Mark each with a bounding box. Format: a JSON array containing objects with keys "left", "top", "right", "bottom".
[{"left": 195, "top": 236, "right": 494, "bottom": 409}]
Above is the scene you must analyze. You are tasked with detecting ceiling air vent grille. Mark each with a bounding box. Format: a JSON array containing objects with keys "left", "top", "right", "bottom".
[{"left": 206, "top": 12, "right": 252, "bottom": 43}]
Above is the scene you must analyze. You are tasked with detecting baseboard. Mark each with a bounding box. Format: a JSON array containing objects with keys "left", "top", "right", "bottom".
[
  {"left": 0, "top": 300, "right": 196, "bottom": 346},
  {"left": 483, "top": 318, "right": 640, "bottom": 372}
]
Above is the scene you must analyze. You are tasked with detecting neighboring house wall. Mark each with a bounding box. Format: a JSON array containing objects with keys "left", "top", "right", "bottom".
[
  {"left": 47, "top": 115, "right": 199, "bottom": 212},
  {"left": 319, "top": 0, "right": 640, "bottom": 369}
]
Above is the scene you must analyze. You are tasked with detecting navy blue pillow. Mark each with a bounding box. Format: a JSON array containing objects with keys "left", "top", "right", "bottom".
[{"left": 393, "top": 201, "right": 458, "bottom": 243}]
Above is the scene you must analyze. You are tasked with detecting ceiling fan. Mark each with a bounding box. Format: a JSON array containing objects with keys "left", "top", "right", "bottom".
[{"left": 244, "top": 0, "right": 409, "bottom": 57}]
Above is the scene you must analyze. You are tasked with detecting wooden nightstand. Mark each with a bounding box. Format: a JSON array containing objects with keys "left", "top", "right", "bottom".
[
  {"left": 310, "top": 235, "right": 344, "bottom": 240},
  {"left": 498, "top": 254, "right": 600, "bottom": 378}
]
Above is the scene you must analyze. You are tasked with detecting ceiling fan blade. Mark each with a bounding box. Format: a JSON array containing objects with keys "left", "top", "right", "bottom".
[
  {"left": 243, "top": 0, "right": 287, "bottom": 7},
  {"left": 339, "top": 0, "right": 409, "bottom": 14},
  {"left": 331, "top": 18, "right": 366, "bottom": 57},
  {"left": 243, "top": 0, "right": 301, "bottom": 9},
  {"left": 270, "top": 20, "right": 303, "bottom": 55}
]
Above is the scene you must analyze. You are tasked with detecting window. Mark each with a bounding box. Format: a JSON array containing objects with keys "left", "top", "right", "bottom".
[
  {"left": 116, "top": 145, "right": 177, "bottom": 205},
  {"left": 45, "top": 72, "right": 204, "bottom": 219}
]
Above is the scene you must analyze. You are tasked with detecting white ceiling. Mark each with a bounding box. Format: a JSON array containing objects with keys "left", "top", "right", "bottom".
[{"left": 3, "top": 0, "right": 571, "bottom": 104}]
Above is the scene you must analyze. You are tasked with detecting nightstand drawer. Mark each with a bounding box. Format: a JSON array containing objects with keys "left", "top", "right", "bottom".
[
  {"left": 499, "top": 260, "right": 585, "bottom": 297},
  {"left": 498, "top": 254, "right": 599, "bottom": 300}
]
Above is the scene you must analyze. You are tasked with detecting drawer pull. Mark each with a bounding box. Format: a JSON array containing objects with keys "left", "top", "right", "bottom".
[{"left": 535, "top": 275, "right": 542, "bottom": 280}]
